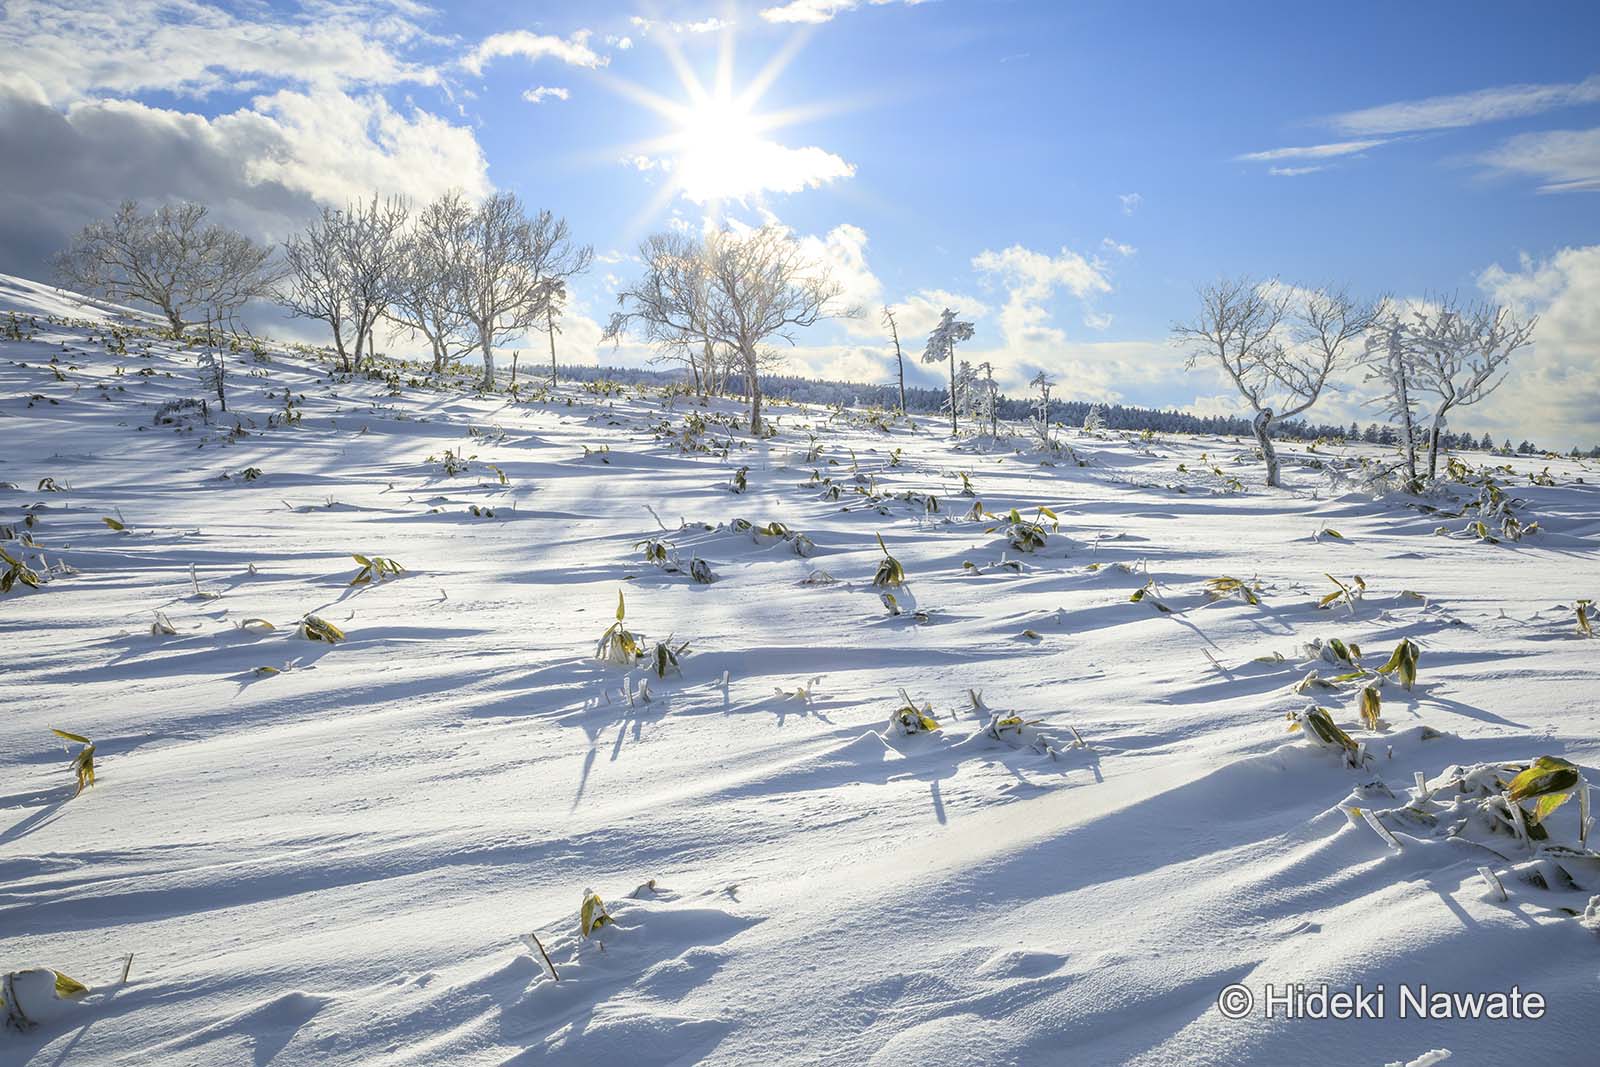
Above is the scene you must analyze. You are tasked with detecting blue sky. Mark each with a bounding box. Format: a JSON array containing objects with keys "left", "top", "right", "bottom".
[{"left": 2, "top": 1, "right": 1597, "bottom": 445}]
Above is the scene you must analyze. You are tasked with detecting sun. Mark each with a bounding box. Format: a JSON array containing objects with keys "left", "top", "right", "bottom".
[
  {"left": 673, "top": 90, "right": 769, "bottom": 205},
  {"left": 597, "top": 20, "right": 853, "bottom": 223}
]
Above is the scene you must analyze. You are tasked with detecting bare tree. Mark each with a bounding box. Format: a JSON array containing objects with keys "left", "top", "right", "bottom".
[
  {"left": 883, "top": 306, "right": 906, "bottom": 414},
  {"left": 922, "top": 308, "right": 975, "bottom": 434},
  {"left": 54, "top": 200, "right": 274, "bottom": 337},
  {"left": 1173, "top": 278, "right": 1376, "bottom": 487},
  {"left": 280, "top": 197, "right": 407, "bottom": 372},
  {"left": 978, "top": 361, "right": 999, "bottom": 437},
  {"left": 282, "top": 207, "right": 354, "bottom": 369},
  {"left": 1029, "top": 370, "right": 1056, "bottom": 448},
  {"left": 1360, "top": 304, "right": 1425, "bottom": 489},
  {"left": 1407, "top": 297, "right": 1536, "bottom": 480},
  {"left": 451, "top": 192, "right": 591, "bottom": 389},
  {"left": 608, "top": 225, "right": 848, "bottom": 433},
  {"left": 388, "top": 192, "right": 476, "bottom": 374},
  {"left": 540, "top": 281, "right": 566, "bottom": 388},
  {"left": 605, "top": 230, "right": 716, "bottom": 393},
  {"left": 703, "top": 226, "right": 850, "bottom": 433},
  {"left": 338, "top": 195, "right": 410, "bottom": 373}
]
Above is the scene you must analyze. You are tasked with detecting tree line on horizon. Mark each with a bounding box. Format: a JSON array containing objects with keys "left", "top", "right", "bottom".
[{"left": 46, "top": 198, "right": 1571, "bottom": 477}]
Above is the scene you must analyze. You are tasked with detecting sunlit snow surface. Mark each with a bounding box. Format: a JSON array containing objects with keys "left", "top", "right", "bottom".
[{"left": 2, "top": 274, "right": 1597, "bottom": 1066}]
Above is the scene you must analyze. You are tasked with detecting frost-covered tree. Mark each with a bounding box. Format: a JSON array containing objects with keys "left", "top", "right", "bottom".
[
  {"left": 883, "top": 306, "right": 907, "bottom": 414},
  {"left": 198, "top": 346, "right": 226, "bottom": 412},
  {"left": 976, "top": 361, "right": 999, "bottom": 437},
  {"left": 703, "top": 226, "right": 850, "bottom": 433},
  {"left": 1407, "top": 298, "right": 1536, "bottom": 481},
  {"left": 540, "top": 278, "right": 570, "bottom": 388},
  {"left": 54, "top": 200, "right": 276, "bottom": 337},
  {"left": 452, "top": 192, "right": 591, "bottom": 389},
  {"left": 950, "top": 360, "right": 983, "bottom": 421},
  {"left": 1083, "top": 404, "right": 1107, "bottom": 433},
  {"left": 922, "top": 308, "right": 975, "bottom": 434},
  {"left": 1360, "top": 308, "right": 1424, "bottom": 490},
  {"left": 1029, "top": 371, "right": 1056, "bottom": 448},
  {"left": 281, "top": 197, "right": 408, "bottom": 372},
  {"left": 605, "top": 230, "right": 717, "bottom": 395},
  {"left": 388, "top": 192, "right": 476, "bottom": 375},
  {"left": 609, "top": 226, "right": 847, "bottom": 433},
  {"left": 1173, "top": 278, "right": 1378, "bottom": 487}
]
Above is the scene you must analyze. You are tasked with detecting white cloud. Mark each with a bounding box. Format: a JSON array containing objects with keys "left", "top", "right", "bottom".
[
  {"left": 797, "top": 223, "right": 882, "bottom": 330},
  {"left": 888, "top": 289, "right": 990, "bottom": 342},
  {"left": 238, "top": 89, "right": 491, "bottom": 208},
  {"left": 1083, "top": 311, "right": 1113, "bottom": 331},
  {"left": 972, "top": 244, "right": 1112, "bottom": 352},
  {"left": 522, "top": 86, "right": 571, "bottom": 104},
  {"left": 1479, "top": 126, "right": 1600, "bottom": 194},
  {"left": 1101, "top": 237, "right": 1136, "bottom": 257},
  {"left": 0, "top": 0, "right": 440, "bottom": 103},
  {"left": 461, "top": 30, "right": 607, "bottom": 76},
  {"left": 1330, "top": 75, "right": 1600, "bottom": 136},
  {"left": 1237, "top": 138, "right": 1388, "bottom": 162},
  {"left": 1475, "top": 245, "right": 1600, "bottom": 450},
  {"left": 0, "top": 79, "right": 490, "bottom": 281},
  {"left": 1119, "top": 192, "right": 1142, "bottom": 215},
  {"left": 675, "top": 140, "right": 854, "bottom": 204},
  {"left": 629, "top": 16, "right": 733, "bottom": 36},
  {"left": 1268, "top": 165, "right": 1325, "bottom": 177},
  {"left": 760, "top": 0, "right": 928, "bottom": 26}
]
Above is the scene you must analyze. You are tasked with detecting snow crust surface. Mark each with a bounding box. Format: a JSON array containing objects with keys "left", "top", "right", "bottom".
[{"left": 2, "top": 274, "right": 1598, "bottom": 1065}]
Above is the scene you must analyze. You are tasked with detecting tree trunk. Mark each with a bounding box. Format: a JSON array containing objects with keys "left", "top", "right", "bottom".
[
  {"left": 743, "top": 349, "right": 763, "bottom": 434},
  {"left": 547, "top": 305, "right": 559, "bottom": 388},
  {"left": 987, "top": 366, "right": 997, "bottom": 437},
  {"left": 511, "top": 350, "right": 519, "bottom": 385},
  {"left": 165, "top": 306, "right": 185, "bottom": 339},
  {"left": 1388, "top": 332, "right": 1419, "bottom": 491},
  {"left": 1253, "top": 409, "right": 1282, "bottom": 488},
  {"left": 1426, "top": 416, "right": 1445, "bottom": 482},
  {"left": 887, "top": 316, "right": 905, "bottom": 414},
  {"left": 948, "top": 355, "right": 958, "bottom": 435},
  {"left": 331, "top": 324, "right": 349, "bottom": 371},
  {"left": 479, "top": 320, "right": 495, "bottom": 388}
]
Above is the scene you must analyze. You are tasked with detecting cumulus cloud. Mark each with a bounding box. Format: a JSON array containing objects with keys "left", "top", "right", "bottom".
[
  {"left": 797, "top": 223, "right": 882, "bottom": 331},
  {"left": 1475, "top": 245, "right": 1600, "bottom": 450},
  {"left": 972, "top": 244, "right": 1112, "bottom": 352},
  {"left": 461, "top": 30, "right": 607, "bottom": 76},
  {"left": 672, "top": 141, "right": 855, "bottom": 204},
  {"left": 629, "top": 15, "right": 733, "bottom": 36},
  {"left": 887, "top": 289, "right": 990, "bottom": 341},
  {"left": 1119, "top": 192, "right": 1142, "bottom": 215},
  {"left": 0, "top": 80, "right": 490, "bottom": 280},
  {"left": 0, "top": 0, "right": 439, "bottom": 102},
  {"left": 760, "top": 0, "right": 929, "bottom": 25},
  {"left": 522, "top": 86, "right": 571, "bottom": 104},
  {"left": 0, "top": 0, "right": 495, "bottom": 290}
]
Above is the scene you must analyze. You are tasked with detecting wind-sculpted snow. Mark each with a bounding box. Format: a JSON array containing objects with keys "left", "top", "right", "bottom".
[{"left": 2, "top": 273, "right": 1597, "bottom": 1065}]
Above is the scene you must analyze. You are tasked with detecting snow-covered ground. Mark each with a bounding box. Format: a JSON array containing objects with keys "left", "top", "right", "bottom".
[{"left": 3, "top": 273, "right": 1598, "bottom": 1066}]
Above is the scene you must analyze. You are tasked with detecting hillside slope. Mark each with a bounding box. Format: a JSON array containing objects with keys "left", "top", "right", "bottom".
[{"left": 3, "top": 275, "right": 1598, "bottom": 1066}]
